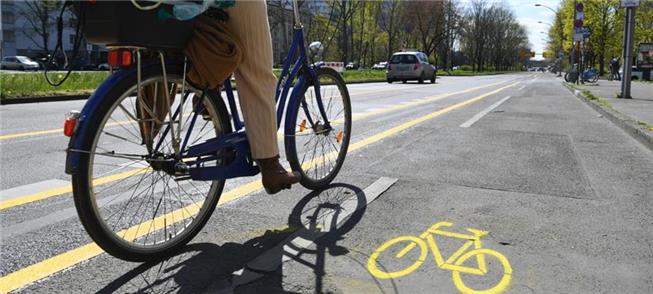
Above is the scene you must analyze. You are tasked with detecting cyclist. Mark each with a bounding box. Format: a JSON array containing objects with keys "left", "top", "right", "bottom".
[
  {"left": 225, "top": 0, "right": 301, "bottom": 194},
  {"left": 610, "top": 57, "right": 620, "bottom": 81}
]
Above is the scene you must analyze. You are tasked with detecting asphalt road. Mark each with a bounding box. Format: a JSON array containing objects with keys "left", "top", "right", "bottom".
[{"left": 1, "top": 73, "right": 652, "bottom": 293}]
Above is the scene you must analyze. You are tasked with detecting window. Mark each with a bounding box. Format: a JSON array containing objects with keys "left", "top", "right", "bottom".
[
  {"left": 417, "top": 53, "right": 428, "bottom": 63},
  {"left": 2, "top": 11, "right": 14, "bottom": 24},
  {"left": 390, "top": 54, "right": 418, "bottom": 64},
  {"left": 3, "top": 31, "right": 15, "bottom": 42}
]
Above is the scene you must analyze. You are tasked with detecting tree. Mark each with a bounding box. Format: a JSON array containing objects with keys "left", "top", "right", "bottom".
[
  {"left": 459, "top": 1, "right": 528, "bottom": 71},
  {"left": 585, "top": 0, "right": 620, "bottom": 75},
  {"left": 18, "top": 0, "right": 64, "bottom": 52},
  {"left": 404, "top": 1, "right": 446, "bottom": 63},
  {"left": 378, "top": 0, "right": 404, "bottom": 59}
]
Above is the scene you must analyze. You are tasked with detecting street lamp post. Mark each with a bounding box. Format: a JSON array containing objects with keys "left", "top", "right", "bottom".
[{"left": 535, "top": 4, "right": 565, "bottom": 76}]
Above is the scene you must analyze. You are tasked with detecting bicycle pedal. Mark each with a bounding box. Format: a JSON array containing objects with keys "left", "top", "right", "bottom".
[{"left": 173, "top": 175, "right": 192, "bottom": 181}]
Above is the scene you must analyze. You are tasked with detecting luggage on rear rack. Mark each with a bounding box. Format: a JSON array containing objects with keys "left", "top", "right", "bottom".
[{"left": 74, "top": 1, "right": 195, "bottom": 49}]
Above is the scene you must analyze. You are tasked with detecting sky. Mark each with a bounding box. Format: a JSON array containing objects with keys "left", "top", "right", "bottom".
[
  {"left": 511, "top": 0, "right": 562, "bottom": 60},
  {"left": 459, "top": 0, "right": 562, "bottom": 61}
]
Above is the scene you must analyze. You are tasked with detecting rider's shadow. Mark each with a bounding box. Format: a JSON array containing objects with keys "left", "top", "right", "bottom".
[{"left": 98, "top": 183, "right": 393, "bottom": 293}]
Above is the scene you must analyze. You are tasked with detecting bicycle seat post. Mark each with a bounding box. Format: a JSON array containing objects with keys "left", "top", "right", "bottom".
[{"left": 292, "top": 0, "right": 302, "bottom": 28}]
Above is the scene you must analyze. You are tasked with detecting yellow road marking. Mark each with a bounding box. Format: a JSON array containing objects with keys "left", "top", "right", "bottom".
[
  {"left": 2, "top": 78, "right": 515, "bottom": 142},
  {"left": 0, "top": 168, "right": 148, "bottom": 211},
  {"left": 276, "top": 78, "right": 514, "bottom": 138},
  {"left": 0, "top": 181, "right": 261, "bottom": 294},
  {"left": 0, "top": 121, "right": 133, "bottom": 141},
  {"left": 351, "top": 79, "right": 510, "bottom": 121},
  {"left": 368, "top": 221, "right": 513, "bottom": 294},
  {"left": 0, "top": 81, "right": 518, "bottom": 293}
]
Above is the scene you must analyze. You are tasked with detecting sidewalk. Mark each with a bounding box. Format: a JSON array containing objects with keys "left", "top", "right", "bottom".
[
  {"left": 567, "top": 79, "right": 653, "bottom": 150},
  {"left": 573, "top": 80, "right": 653, "bottom": 125}
]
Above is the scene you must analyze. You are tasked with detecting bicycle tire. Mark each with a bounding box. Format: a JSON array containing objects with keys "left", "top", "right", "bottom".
[
  {"left": 72, "top": 64, "right": 231, "bottom": 262},
  {"left": 367, "top": 236, "right": 428, "bottom": 279},
  {"left": 451, "top": 248, "right": 512, "bottom": 294},
  {"left": 285, "top": 67, "right": 352, "bottom": 190},
  {"left": 591, "top": 74, "right": 599, "bottom": 83}
]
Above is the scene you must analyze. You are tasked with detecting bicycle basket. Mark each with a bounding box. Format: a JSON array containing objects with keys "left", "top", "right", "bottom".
[{"left": 74, "top": 1, "right": 194, "bottom": 49}]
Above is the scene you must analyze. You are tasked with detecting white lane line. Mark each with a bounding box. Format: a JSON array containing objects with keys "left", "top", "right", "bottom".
[
  {"left": 205, "top": 177, "right": 398, "bottom": 293},
  {"left": 0, "top": 179, "right": 70, "bottom": 202},
  {"left": 459, "top": 96, "right": 512, "bottom": 128}
]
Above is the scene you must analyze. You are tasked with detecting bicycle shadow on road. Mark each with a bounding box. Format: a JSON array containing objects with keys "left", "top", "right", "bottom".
[{"left": 97, "top": 183, "right": 395, "bottom": 293}]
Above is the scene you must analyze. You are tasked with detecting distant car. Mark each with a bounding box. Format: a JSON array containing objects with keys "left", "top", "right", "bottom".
[
  {"left": 1, "top": 56, "right": 40, "bottom": 70},
  {"left": 98, "top": 63, "right": 111, "bottom": 70},
  {"left": 372, "top": 61, "right": 388, "bottom": 70},
  {"left": 386, "top": 51, "right": 436, "bottom": 84},
  {"left": 345, "top": 62, "right": 359, "bottom": 70},
  {"left": 619, "top": 66, "right": 644, "bottom": 80}
]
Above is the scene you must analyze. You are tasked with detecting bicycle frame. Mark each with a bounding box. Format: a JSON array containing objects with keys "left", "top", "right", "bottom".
[{"left": 65, "top": 24, "right": 331, "bottom": 182}]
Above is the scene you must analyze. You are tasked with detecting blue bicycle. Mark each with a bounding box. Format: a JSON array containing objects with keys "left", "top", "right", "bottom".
[{"left": 65, "top": 1, "right": 351, "bottom": 261}]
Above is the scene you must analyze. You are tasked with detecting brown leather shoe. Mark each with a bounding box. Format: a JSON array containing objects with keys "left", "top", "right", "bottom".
[{"left": 256, "top": 155, "right": 301, "bottom": 194}]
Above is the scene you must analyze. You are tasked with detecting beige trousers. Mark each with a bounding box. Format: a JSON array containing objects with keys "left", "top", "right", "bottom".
[{"left": 225, "top": 0, "right": 279, "bottom": 159}]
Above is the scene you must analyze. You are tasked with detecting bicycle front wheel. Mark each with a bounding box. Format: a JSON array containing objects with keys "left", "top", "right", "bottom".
[
  {"left": 285, "top": 67, "right": 352, "bottom": 190},
  {"left": 72, "top": 64, "right": 231, "bottom": 261}
]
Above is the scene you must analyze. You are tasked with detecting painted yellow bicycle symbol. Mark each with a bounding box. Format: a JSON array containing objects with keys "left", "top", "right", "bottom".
[{"left": 367, "top": 221, "right": 512, "bottom": 294}]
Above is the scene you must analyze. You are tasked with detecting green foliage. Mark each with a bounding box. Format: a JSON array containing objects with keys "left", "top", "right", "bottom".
[
  {"left": 1, "top": 72, "right": 110, "bottom": 98},
  {"left": 547, "top": 0, "right": 653, "bottom": 74}
]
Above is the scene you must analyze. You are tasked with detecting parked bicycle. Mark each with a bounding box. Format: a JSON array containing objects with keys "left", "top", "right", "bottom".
[
  {"left": 581, "top": 67, "right": 599, "bottom": 83},
  {"left": 64, "top": 0, "right": 351, "bottom": 262},
  {"left": 564, "top": 64, "right": 598, "bottom": 83}
]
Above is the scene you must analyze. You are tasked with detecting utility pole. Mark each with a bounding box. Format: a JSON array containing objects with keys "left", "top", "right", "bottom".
[
  {"left": 619, "top": 0, "right": 639, "bottom": 99},
  {"left": 572, "top": 1, "right": 584, "bottom": 84}
]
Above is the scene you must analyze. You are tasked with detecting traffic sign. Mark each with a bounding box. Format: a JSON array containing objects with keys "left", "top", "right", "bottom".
[
  {"left": 574, "top": 20, "right": 584, "bottom": 28},
  {"left": 621, "top": 0, "right": 640, "bottom": 7},
  {"left": 576, "top": 27, "right": 591, "bottom": 38},
  {"left": 574, "top": 33, "right": 584, "bottom": 42}
]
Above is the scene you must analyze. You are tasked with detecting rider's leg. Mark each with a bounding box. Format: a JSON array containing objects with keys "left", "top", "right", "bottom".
[{"left": 226, "top": 0, "right": 300, "bottom": 194}]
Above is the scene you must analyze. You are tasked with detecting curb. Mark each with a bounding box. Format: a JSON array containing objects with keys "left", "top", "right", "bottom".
[
  {"left": 1, "top": 95, "right": 90, "bottom": 105},
  {"left": 562, "top": 82, "right": 653, "bottom": 151}
]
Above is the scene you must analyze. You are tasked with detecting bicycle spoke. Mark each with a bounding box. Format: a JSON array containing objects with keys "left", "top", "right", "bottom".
[{"left": 81, "top": 71, "right": 227, "bottom": 257}]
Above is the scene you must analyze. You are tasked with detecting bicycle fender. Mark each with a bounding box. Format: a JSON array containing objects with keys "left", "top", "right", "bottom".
[
  {"left": 283, "top": 75, "right": 307, "bottom": 137},
  {"left": 65, "top": 63, "right": 170, "bottom": 175}
]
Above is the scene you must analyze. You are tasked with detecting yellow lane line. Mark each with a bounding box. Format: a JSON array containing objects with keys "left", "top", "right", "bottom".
[
  {"left": 0, "top": 168, "right": 148, "bottom": 211},
  {"left": 351, "top": 79, "right": 511, "bottom": 121},
  {"left": 276, "top": 78, "right": 514, "bottom": 138},
  {"left": 0, "top": 180, "right": 261, "bottom": 294},
  {"left": 1, "top": 77, "right": 515, "bottom": 142},
  {"left": 2, "top": 78, "right": 511, "bottom": 210},
  {"left": 301, "top": 82, "right": 520, "bottom": 169},
  {"left": 0, "top": 81, "right": 519, "bottom": 293},
  {"left": 0, "top": 121, "right": 133, "bottom": 141},
  {"left": 1, "top": 78, "right": 517, "bottom": 210}
]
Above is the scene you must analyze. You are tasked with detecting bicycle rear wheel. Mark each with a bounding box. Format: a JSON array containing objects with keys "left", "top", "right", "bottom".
[
  {"left": 285, "top": 67, "right": 352, "bottom": 190},
  {"left": 72, "top": 64, "right": 231, "bottom": 261}
]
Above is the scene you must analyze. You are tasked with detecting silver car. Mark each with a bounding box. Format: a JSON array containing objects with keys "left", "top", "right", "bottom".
[
  {"left": 386, "top": 52, "right": 436, "bottom": 84},
  {"left": 1, "top": 56, "right": 40, "bottom": 70}
]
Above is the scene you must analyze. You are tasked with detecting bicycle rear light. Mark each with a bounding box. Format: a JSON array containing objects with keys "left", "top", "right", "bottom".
[
  {"left": 107, "top": 49, "right": 132, "bottom": 68},
  {"left": 63, "top": 111, "right": 81, "bottom": 137}
]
